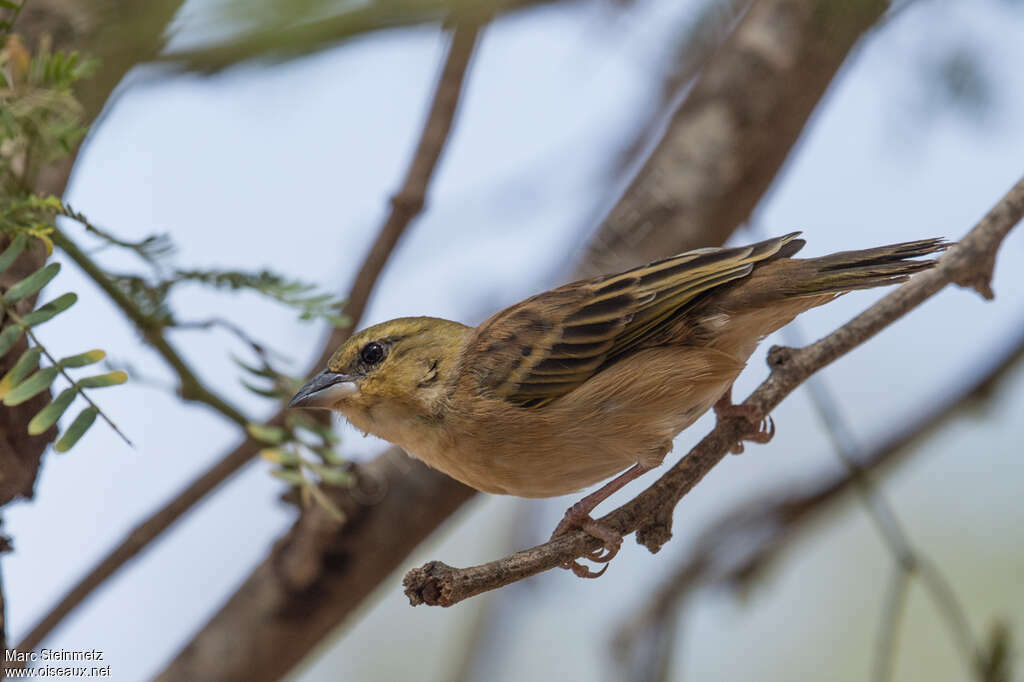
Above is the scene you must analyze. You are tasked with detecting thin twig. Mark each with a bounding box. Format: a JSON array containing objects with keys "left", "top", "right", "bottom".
[
  {"left": 13, "top": 18, "right": 482, "bottom": 657},
  {"left": 613, "top": 323, "right": 1024, "bottom": 660},
  {"left": 782, "top": 322, "right": 982, "bottom": 676},
  {"left": 402, "top": 173, "right": 1024, "bottom": 607},
  {"left": 916, "top": 558, "right": 982, "bottom": 672},
  {"left": 171, "top": 317, "right": 281, "bottom": 359},
  {"left": 48, "top": 226, "right": 250, "bottom": 427},
  {"left": 155, "top": 0, "right": 531, "bottom": 73},
  {"left": 873, "top": 566, "right": 911, "bottom": 682}
]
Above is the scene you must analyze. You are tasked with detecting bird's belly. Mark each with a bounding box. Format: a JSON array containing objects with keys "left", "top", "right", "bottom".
[
  {"left": 425, "top": 346, "right": 743, "bottom": 497},
  {"left": 409, "top": 434, "right": 646, "bottom": 498}
]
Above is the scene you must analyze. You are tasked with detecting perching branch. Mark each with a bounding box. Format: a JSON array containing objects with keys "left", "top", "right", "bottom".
[
  {"left": 13, "top": 17, "right": 482, "bottom": 659},
  {"left": 402, "top": 173, "right": 1024, "bottom": 607}
]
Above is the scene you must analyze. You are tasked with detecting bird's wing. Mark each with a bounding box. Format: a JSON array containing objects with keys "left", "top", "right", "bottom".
[{"left": 463, "top": 233, "right": 803, "bottom": 407}]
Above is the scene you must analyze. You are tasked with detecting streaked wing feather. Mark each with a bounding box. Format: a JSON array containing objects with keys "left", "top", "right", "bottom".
[{"left": 466, "top": 233, "right": 802, "bottom": 406}]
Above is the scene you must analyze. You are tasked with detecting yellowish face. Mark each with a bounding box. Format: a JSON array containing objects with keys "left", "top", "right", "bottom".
[{"left": 288, "top": 316, "right": 469, "bottom": 417}]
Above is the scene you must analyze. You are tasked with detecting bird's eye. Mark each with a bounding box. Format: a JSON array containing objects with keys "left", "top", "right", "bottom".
[{"left": 360, "top": 341, "right": 386, "bottom": 366}]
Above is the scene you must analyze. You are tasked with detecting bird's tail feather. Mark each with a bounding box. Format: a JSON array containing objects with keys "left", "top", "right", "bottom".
[{"left": 788, "top": 238, "right": 949, "bottom": 295}]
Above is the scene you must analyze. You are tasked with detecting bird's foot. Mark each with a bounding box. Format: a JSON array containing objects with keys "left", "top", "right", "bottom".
[
  {"left": 714, "top": 395, "right": 775, "bottom": 454},
  {"left": 550, "top": 503, "right": 624, "bottom": 579}
]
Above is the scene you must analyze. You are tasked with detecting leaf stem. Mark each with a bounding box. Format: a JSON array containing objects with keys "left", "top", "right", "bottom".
[
  {"left": 48, "top": 224, "right": 250, "bottom": 427},
  {"left": 0, "top": 296, "right": 131, "bottom": 446}
]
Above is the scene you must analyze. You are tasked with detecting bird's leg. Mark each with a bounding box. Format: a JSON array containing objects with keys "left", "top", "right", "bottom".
[
  {"left": 550, "top": 463, "right": 651, "bottom": 578},
  {"left": 713, "top": 385, "right": 775, "bottom": 454}
]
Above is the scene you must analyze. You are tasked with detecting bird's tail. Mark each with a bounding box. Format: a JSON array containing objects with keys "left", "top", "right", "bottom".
[
  {"left": 785, "top": 238, "right": 949, "bottom": 296},
  {"left": 706, "top": 237, "right": 949, "bottom": 317}
]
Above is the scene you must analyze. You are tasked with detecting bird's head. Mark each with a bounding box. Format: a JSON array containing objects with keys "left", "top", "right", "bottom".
[{"left": 288, "top": 316, "right": 469, "bottom": 421}]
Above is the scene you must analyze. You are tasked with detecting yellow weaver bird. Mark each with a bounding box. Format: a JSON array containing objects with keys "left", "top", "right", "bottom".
[{"left": 290, "top": 233, "right": 945, "bottom": 576}]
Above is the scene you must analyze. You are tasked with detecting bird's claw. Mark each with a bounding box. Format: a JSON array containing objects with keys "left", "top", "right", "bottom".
[
  {"left": 714, "top": 398, "right": 775, "bottom": 454},
  {"left": 551, "top": 511, "right": 624, "bottom": 579}
]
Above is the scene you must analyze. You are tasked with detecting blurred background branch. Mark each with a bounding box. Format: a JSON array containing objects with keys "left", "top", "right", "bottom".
[
  {"left": 613, "top": 323, "right": 1024, "bottom": 679},
  {"left": 158, "top": 0, "right": 545, "bottom": 73}
]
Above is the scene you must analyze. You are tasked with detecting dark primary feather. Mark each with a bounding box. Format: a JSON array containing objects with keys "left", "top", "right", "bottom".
[{"left": 463, "top": 233, "right": 804, "bottom": 407}]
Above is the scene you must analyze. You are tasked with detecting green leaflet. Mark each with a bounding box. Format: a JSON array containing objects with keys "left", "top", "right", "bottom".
[
  {"left": 4, "top": 262, "right": 61, "bottom": 303},
  {"left": 303, "top": 483, "right": 346, "bottom": 523},
  {"left": 270, "top": 468, "right": 305, "bottom": 485},
  {"left": 0, "top": 346, "right": 41, "bottom": 398},
  {"left": 21, "top": 292, "right": 77, "bottom": 327},
  {"left": 240, "top": 378, "right": 281, "bottom": 399},
  {"left": 3, "top": 366, "right": 58, "bottom": 405},
  {"left": 58, "top": 349, "right": 105, "bottom": 368},
  {"left": 0, "top": 325, "right": 22, "bottom": 358},
  {"left": 76, "top": 370, "right": 127, "bottom": 388},
  {"left": 55, "top": 407, "right": 98, "bottom": 452},
  {"left": 307, "top": 463, "right": 353, "bottom": 487},
  {"left": 247, "top": 422, "right": 288, "bottom": 444},
  {"left": 259, "top": 447, "right": 301, "bottom": 467},
  {"left": 28, "top": 387, "right": 76, "bottom": 435},
  {"left": 0, "top": 233, "right": 27, "bottom": 273}
]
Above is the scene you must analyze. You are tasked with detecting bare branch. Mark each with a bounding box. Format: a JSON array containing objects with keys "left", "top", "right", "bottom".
[
  {"left": 13, "top": 17, "right": 482, "bottom": 659},
  {"left": 402, "top": 173, "right": 1024, "bottom": 607}
]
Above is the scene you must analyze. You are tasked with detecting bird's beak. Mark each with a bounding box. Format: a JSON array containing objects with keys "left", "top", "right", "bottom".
[{"left": 287, "top": 371, "right": 358, "bottom": 409}]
